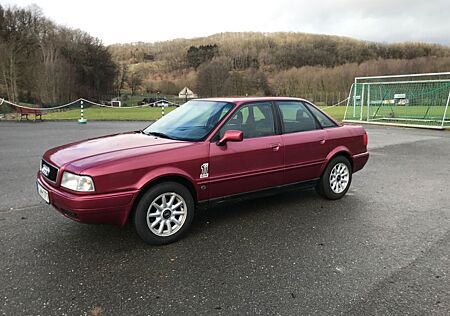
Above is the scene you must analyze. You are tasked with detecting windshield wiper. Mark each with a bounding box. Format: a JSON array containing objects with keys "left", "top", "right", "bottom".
[{"left": 145, "top": 131, "right": 175, "bottom": 140}]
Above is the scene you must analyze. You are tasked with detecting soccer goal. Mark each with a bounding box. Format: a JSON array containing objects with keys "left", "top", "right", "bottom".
[{"left": 343, "top": 72, "right": 450, "bottom": 129}]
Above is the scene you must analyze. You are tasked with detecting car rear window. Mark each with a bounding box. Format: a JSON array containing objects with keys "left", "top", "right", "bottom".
[
  {"left": 276, "top": 101, "right": 319, "bottom": 133},
  {"left": 304, "top": 102, "right": 337, "bottom": 128}
]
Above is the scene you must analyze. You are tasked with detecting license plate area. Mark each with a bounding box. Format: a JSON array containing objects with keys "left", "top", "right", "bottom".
[{"left": 37, "top": 182, "right": 50, "bottom": 204}]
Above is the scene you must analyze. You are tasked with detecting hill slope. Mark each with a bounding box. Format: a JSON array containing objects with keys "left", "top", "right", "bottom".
[{"left": 108, "top": 32, "right": 450, "bottom": 102}]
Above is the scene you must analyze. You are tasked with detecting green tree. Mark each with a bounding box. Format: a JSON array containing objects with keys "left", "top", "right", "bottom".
[{"left": 186, "top": 44, "right": 218, "bottom": 69}]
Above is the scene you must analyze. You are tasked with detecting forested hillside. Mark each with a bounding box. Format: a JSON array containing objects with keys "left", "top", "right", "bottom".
[
  {"left": 109, "top": 32, "right": 450, "bottom": 103},
  {"left": 2, "top": 4, "right": 450, "bottom": 106}
]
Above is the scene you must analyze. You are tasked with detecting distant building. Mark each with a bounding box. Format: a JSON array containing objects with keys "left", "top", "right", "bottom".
[{"left": 178, "top": 87, "right": 198, "bottom": 99}]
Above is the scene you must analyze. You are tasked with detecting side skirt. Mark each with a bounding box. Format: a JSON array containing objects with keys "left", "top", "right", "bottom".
[{"left": 197, "top": 179, "right": 319, "bottom": 209}]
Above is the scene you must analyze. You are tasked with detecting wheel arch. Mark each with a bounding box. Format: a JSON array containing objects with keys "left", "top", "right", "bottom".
[
  {"left": 321, "top": 146, "right": 354, "bottom": 175},
  {"left": 126, "top": 173, "right": 198, "bottom": 225}
]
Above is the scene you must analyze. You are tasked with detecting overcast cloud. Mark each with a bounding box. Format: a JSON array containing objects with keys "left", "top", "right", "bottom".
[{"left": 3, "top": 0, "right": 450, "bottom": 45}]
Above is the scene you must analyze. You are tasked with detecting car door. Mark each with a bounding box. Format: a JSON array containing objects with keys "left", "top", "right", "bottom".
[
  {"left": 276, "top": 101, "right": 329, "bottom": 184},
  {"left": 208, "top": 102, "right": 284, "bottom": 199}
]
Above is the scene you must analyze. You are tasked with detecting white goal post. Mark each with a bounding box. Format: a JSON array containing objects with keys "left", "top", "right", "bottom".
[{"left": 343, "top": 72, "right": 450, "bottom": 129}]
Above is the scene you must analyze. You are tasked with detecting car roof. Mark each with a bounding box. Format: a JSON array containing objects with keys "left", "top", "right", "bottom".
[{"left": 195, "top": 97, "right": 309, "bottom": 104}]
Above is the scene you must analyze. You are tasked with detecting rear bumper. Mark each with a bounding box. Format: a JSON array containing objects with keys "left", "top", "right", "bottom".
[
  {"left": 352, "top": 152, "right": 369, "bottom": 173},
  {"left": 37, "top": 173, "right": 138, "bottom": 226}
]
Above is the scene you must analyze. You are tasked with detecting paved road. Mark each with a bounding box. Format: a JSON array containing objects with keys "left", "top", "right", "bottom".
[{"left": 0, "top": 121, "right": 449, "bottom": 315}]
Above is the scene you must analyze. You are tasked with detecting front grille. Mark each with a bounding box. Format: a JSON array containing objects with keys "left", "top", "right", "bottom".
[{"left": 41, "top": 160, "right": 58, "bottom": 182}]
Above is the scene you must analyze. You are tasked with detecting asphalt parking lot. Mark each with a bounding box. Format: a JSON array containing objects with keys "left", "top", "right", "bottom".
[{"left": 0, "top": 121, "right": 449, "bottom": 315}]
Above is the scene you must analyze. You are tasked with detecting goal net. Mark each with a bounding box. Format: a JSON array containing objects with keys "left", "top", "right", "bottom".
[{"left": 343, "top": 72, "right": 450, "bottom": 129}]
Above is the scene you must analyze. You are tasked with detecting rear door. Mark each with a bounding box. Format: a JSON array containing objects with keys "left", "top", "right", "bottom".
[
  {"left": 276, "top": 101, "right": 329, "bottom": 184},
  {"left": 208, "top": 102, "right": 284, "bottom": 198}
]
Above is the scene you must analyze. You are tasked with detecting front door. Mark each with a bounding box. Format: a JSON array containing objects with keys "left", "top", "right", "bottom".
[{"left": 208, "top": 102, "right": 284, "bottom": 199}]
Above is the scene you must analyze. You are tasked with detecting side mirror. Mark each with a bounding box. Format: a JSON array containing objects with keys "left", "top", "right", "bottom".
[{"left": 217, "top": 130, "right": 243, "bottom": 146}]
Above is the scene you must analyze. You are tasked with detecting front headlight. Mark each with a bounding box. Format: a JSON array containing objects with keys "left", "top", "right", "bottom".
[{"left": 61, "top": 172, "right": 95, "bottom": 192}]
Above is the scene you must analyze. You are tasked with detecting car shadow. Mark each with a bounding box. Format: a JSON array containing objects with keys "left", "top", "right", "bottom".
[{"left": 39, "top": 187, "right": 360, "bottom": 256}]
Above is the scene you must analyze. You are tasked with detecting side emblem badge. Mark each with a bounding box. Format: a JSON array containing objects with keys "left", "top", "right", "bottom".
[{"left": 200, "top": 163, "right": 209, "bottom": 178}]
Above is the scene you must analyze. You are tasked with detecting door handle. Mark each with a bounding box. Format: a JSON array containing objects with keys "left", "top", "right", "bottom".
[
  {"left": 270, "top": 143, "right": 281, "bottom": 151},
  {"left": 319, "top": 139, "right": 326, "bottom": 145}
]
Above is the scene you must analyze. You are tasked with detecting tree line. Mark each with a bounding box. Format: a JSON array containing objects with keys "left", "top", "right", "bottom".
[
  {"left": 0, "top": 5, "right": 116, "bottom": 106},
  {"left": 110, "top": 32, "right": 450, "bottom": 102},
  {"left": 271, "top": 56, "right": 450, "bottom": 103},
  {"left": 110, "top": 32, "right": 450, "bottom": 72}
]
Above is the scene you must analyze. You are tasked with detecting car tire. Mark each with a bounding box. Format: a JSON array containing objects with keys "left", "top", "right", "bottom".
[
  {"left": 316, "top": 156, "right": 352, "bottom": 200},
  {"left": 133, "top": 182, "right": 195, "bottom": 245}
]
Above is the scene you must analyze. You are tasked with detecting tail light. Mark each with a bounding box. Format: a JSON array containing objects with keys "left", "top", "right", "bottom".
[{"left": 363, "top": 131, "right": 368, "bottom": 147}]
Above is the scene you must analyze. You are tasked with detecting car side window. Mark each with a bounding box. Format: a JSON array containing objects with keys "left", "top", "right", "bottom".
[
  {"left": 277, "top": 101, "right": 319, "bottom": 133},
  {"left": 219, "top": 102, "right": 275, "bottom": 139},
  {"left": 304, "top": 103, "right": 337, "bottom": 128}
]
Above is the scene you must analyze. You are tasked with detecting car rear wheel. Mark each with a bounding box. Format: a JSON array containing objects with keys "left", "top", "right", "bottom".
[
  {"left": 316, "top": 156, "right": 352, "bottom": 200},
  {"left": 133, "top": 182, "right": 194, "bottom": 245}
]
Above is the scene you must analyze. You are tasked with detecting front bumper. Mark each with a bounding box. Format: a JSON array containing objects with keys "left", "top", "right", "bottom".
[{"left": 37, "top": 173, "right": 138, "bottom": 226}]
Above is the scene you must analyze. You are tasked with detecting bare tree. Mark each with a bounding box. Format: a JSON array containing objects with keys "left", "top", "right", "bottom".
[
  {"left": 197, "top": 59, "right": 230, "bottom": 97},
  {"left": 128, "top": 69, "right": 143, "bottom": 95}
]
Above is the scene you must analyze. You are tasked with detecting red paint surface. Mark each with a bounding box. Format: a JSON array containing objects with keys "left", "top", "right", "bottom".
[{"left": 38, "top": 97, "right": 369, "bottom": 226}]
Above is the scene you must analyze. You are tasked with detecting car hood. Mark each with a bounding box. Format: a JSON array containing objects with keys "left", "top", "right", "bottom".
[{"left": 44, "top": 132, "right": 193, "bottom": 169}]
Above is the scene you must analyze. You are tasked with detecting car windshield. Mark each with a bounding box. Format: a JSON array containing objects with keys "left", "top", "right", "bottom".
[{"left": 143, "top": 100, "right": 234, "bottom": 141}]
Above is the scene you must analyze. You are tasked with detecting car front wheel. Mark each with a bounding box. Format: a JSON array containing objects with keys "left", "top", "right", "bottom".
[
  {"left": 133, "top": 182, "right": 195, "bottom": 245},
  {"left": 316, "top": 156, "right": 352, "bottom": 200}
]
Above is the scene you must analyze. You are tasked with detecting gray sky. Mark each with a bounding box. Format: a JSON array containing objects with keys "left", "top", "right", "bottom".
[{"left": 3, "top": 0, "right": 450, "bottom": 45}]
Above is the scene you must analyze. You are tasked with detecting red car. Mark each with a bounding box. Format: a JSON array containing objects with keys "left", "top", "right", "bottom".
[{"left": 37, "top": 97, "right": 368, "bottom": 244}]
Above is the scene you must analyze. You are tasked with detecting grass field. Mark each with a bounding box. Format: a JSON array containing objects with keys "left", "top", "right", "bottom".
[
  {"left": 43, "top": 106, "right": 176, "bottom": 121},
  {"left": 13, "top": 104, "right": 449, "bottom": 126},
  {"left": 36, "top": 106, "right": 347, "bottom": 122},
  {"left": 345, "top": 105, "right": 450, "bottom": 127},
  {"left": 320, "top": 106, "right": 346, "bottom": 121}
]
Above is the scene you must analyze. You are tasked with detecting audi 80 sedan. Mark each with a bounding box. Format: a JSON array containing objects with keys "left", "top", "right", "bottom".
[{"left": 37, "top": 97, "right": 369, "bottom": 244}]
